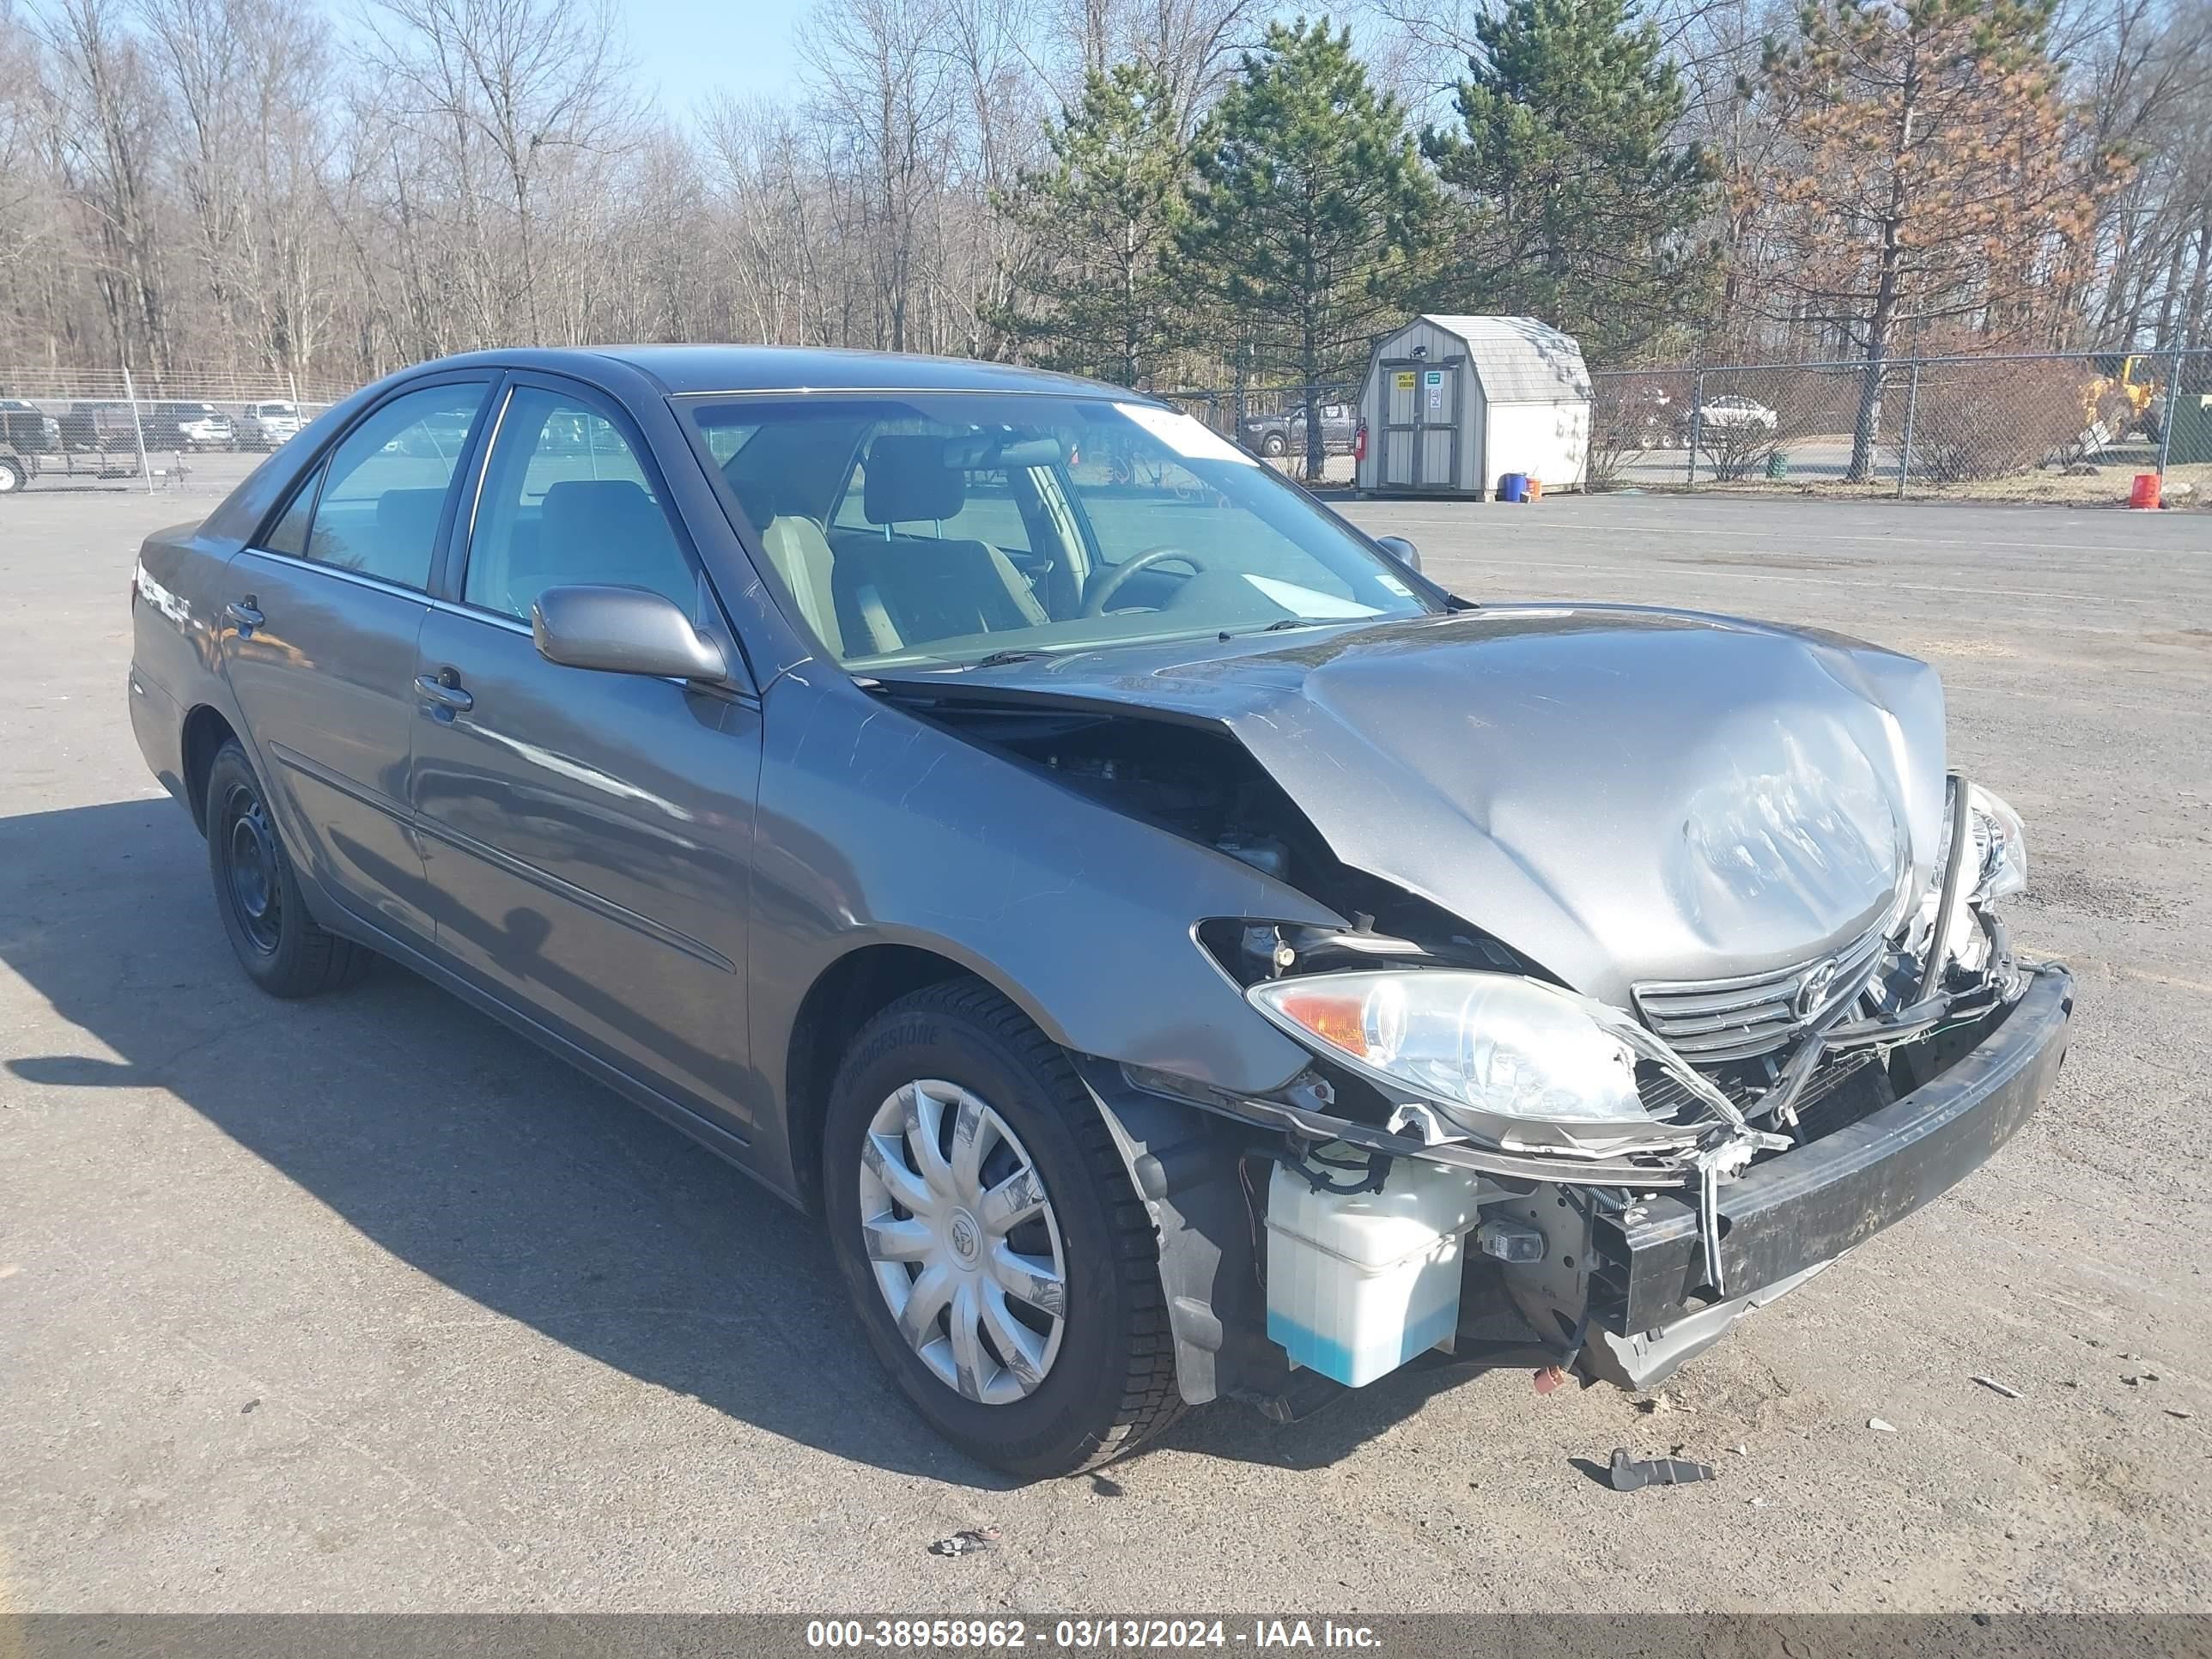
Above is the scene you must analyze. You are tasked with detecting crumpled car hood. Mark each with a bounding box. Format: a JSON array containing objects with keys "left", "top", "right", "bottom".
[{"left": 890, "top": 605, "right": 1948, "bottom": 1006}]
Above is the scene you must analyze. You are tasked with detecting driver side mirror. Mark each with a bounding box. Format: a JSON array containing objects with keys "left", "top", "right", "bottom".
[
  {"left": 1374, "top": 535, "right": 1422, "bottom": 574},
  {"left": 532, "top": 584, "right": 729, "bottom": 683}
]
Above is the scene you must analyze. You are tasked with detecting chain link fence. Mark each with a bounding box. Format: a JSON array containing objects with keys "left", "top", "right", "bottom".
[
  {"left": 1153, "top": 382, "right": 1362, "bottom": 485},
  {"left": 1143, "top": 351, "right": 2212, "bottom": 503},
  {"left": 0, "top": 365, "right": 353, "bottom": 493},
  {"left": 1589, "top": 348, "right": 2212, "bottom": 500}
]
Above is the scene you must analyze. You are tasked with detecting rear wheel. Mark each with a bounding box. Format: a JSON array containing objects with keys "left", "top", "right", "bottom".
[
  {"left": 204, "top": 741, "right": 373, "bottom": 997},
  {"left": 823, "top": 980, "right": 1183, "bottom": 1477},
  {"left": 0, "top": 457, "right": 24, "bottom": 493}
]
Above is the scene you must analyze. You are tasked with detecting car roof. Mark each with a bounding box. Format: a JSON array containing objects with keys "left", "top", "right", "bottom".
[{"left": 420, "top": 344, "right": 1136, "bottom": 400}]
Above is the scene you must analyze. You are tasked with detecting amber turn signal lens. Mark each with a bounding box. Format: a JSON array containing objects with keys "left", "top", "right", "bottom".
[{"left": 1271, "top": 988, "right": 1370, "bottom": 1058}]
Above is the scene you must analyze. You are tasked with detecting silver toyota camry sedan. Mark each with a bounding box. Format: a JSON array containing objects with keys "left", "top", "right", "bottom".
[{"left": 127, "top": 346, "right": 2072, "bottom": 1476}]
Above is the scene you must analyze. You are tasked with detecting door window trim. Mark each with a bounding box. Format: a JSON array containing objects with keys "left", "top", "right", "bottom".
[{"left": 234, "top": 543, "right": 442, "bottom": 606}]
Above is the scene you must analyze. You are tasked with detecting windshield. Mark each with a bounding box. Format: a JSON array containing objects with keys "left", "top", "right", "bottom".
[{"left": 678, "top": 392, "right": 1436, "bottom": 670}]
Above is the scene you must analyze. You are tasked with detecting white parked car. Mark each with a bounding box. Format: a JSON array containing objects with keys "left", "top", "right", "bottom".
[{"left": 1692, "top": 394, "right": 1779, "bottom": 433}]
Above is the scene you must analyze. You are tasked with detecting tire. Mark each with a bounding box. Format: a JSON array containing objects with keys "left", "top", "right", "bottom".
[
  {"left": 204, "top": 740, "right": 373, "bottom": 997},
  {"left": 1261, "top": 433, "right": 1287, "bottom": 456},
  {"left": 823, "top": 979, "right": 1183, "bottom": 1478},
  {"left": 0, "top": 457, "right": 24, "bottom": 494}
]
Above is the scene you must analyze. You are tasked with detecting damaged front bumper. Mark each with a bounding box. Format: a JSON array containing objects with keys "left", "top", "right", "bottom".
[
  {"left": 1582, "top": 962, "right": 2071, "bottom": 1387},
  {"left": 1089, "top": 960, "right": 2072, "bottom": 1412}
]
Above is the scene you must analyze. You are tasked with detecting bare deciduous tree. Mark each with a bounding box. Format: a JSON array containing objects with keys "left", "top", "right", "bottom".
[{"left": 3, "top": 0, "right": 2209, "bottom": 389}]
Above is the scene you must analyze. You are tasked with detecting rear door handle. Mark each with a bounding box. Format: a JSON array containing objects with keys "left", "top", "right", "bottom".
[
  {"left": 414, "top": 673, "right": 474, "bottom": 715},
  {"left": 226, "top": 598, "right": 264, "bottom": 631}
]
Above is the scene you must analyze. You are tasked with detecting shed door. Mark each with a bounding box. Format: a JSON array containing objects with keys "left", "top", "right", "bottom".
[
  {"left": 1419, "top": 367, "right": 1459, "bottom": 489},
  {"left": 1380, "top": 362, "right": 1421, "bottom": 487},
  {"left": 1380, "top": 361, "right": 1462, "bottom": 490}
]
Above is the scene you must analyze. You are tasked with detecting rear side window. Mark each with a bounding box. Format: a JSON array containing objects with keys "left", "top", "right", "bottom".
[
  {"left": 260, "top": 462, "right": 324, "bottom": 556},
  {"left": 302, "top": 382, "right": 489, "bottom": 589}
]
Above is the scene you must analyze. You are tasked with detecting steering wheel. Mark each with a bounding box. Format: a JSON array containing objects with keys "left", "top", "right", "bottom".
[{"left": 1083, "top": 546, "right": 1207, "bottom": 616}]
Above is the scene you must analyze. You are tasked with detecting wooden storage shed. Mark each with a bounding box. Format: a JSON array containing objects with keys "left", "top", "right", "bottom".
[{"left": 1355, "top": 315, "right": 1591, "bottom": 496}]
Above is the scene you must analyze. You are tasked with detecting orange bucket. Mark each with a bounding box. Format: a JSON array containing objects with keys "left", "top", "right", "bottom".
[
  {"left": 2130, "top": 472, "right": 2161, "bottom": 509},
  {"left": 1525, "top": 478, "right": 1543, "bottom": 501}
]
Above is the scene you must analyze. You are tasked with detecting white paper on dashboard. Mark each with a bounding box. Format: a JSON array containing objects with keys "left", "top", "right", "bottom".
[
  {"left": 1242, "top": 574, "right": 1382, "bottom": 617},
  {"left": 1114, "top": 402, "right": 1259, "bottom": 466}
]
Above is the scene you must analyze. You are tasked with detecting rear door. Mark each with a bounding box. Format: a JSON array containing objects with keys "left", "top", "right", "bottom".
[
  {"left": 410, "top": 374, "right": 762, "bottom": 1130},
  {"left": 220, "top": 374, "right": 495, "bottom": 943}
]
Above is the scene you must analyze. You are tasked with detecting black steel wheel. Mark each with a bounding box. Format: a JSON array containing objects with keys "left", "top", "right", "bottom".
[{"left": 204, "top": 740, "right": 373, "bottom": 997}]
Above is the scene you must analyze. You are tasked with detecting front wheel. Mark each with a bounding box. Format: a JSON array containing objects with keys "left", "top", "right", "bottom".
[
  {"left": 823, "top": 980, "right": 1182, "bottom": 1477},
  {"left": 204, "top": 741, "right": 373, "bottom": 997},
  {"left": 1261, "top": 433, "right": 1287, "bottom": 456},
  {"left": 0, "top": 457, "right": 24, "bottom": 493}
]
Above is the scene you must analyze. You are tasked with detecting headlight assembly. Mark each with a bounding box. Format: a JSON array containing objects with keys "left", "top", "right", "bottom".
[
  {"left": 1247, "top": 969, "right": 1660, "bottom": 1137},
  {"left": 1964, "top": 782, "right": 2027, "bottom": 902}
]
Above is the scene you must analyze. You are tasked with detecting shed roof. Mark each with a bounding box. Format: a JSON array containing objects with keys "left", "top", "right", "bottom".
[{"left": 1409, "top": 315, "right": 1590, "bottom": 404}]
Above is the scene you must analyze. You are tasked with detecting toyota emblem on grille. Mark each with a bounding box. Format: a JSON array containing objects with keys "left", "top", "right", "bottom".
[{"left": 1794, "top": 957, "right": 1842, "bottom": 1021}]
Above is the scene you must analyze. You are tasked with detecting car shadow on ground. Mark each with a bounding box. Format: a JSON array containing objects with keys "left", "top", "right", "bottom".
[{"left": 2, "top": 798, "right": 1507, "bottom": 1487}]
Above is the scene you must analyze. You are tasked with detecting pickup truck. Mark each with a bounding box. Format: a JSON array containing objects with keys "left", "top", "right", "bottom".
[
  {"left": 238, "top": 400, "right": 304, "bottom": 449},
  {"left": 60, "top": 401, "right": 143, "bottom": 452},
  {"left": 149, "top": 401, "right": 236, "bottom": 450},
  {"left": 1238, "top": 401, "right": 1357, "bottom": 458},
  {"left": 0, "top": 398, "right": 61, "bottom": 493}
]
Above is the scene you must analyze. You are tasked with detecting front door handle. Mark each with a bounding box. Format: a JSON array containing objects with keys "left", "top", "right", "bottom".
[
  {"left": 227, "top": 597, "right": 264, "bottom": 631},
  {"left": 414, "top": 672, "right": 475, "bottom": 715}
]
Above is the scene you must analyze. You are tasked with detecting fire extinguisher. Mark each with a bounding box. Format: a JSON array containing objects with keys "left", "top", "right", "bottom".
[{"left": 1352, "top": 422, "right": 1368, "bottom": 465}]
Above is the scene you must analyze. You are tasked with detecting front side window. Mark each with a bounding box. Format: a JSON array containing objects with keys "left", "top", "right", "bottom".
[
  {"left": 683, "top": 392, "right": 1437, "bottom": 669},
  {"left": 303, "top": 381, "right": 490, "bottom": 588},
  {"left": 463, "top": 386, "right": 699, "bottom": 624}
]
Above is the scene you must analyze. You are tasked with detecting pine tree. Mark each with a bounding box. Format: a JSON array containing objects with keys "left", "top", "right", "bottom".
[
  {"left": 993, "top": 64, "right": 1190, "bottom": 388},
  {"left": 1744, "top": 0, "right": 2128, "bottom": 478},
  {"left": 1174, "top": 18, "right": 1442, "bottom": 479},
  {"left": 1423, "top": 0, "right": 1717, "bottom": 359}
]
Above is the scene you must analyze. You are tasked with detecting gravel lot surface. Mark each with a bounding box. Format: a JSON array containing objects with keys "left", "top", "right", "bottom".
[{"left": 3, "top": 460, "right": 2208, "bottom": 1613}]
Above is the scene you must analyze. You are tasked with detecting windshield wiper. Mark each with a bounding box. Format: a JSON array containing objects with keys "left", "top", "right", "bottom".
[
  {"left": 963, "top": 648, "right": 1044, "bottom": 671},
  {"left": 1219, "top": 617, "right": 1340, "bottom": 641}
]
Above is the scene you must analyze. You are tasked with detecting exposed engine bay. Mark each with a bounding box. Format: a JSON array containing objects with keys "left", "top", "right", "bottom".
[{"left": 881, "top": 685, "right": 2023, "bottom": 1175}]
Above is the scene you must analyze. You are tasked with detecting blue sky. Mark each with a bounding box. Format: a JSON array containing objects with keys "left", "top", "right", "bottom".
[{"left": 626, "top": 0, "right": 811, "bottom": 118}]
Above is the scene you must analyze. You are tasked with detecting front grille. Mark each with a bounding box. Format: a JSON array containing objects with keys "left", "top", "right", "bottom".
[
  {"left": 1632, "top": 921, "right": 1889, "bottom": 1062},
  {"left": 1634, "top": 1060, "right": 1758, "bottom": 1122},
  {"left": 1637, "top": 1048, "right": 1885, "bottom": 1130}
]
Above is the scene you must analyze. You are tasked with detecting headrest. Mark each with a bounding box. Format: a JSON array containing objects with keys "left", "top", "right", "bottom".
[
  {"left": 539, "top": 478, "right": 662, "bottom": 547},
  {"left": 375, "top": 488, "right": 447, "bottom": 554},
  {"left": 863, "top": 434, "right": 963, "bottom": 524}
]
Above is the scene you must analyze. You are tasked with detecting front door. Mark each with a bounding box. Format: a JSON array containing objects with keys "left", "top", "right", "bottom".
[
  {"left": 221, "top": 377, "right": 495, "bottom": 941},
  {"left": 410, "top": 377, "right": 762, "bottom": 1131}
]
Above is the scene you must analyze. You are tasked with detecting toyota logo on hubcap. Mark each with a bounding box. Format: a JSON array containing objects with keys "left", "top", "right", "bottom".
[{"left": 949, "top": 1210, "right": 981, "bottom": 1264}]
